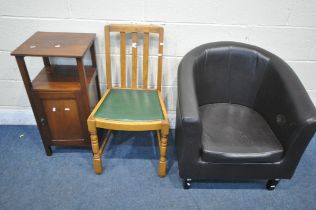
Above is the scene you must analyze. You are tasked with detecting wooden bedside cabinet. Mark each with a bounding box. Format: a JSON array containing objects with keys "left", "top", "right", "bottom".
[{"left": 11, "top": 32, "right": 101, "bottom": 155}]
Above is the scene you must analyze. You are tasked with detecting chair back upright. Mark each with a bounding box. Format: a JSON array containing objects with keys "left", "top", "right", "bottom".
[{"left": 104, "top": 24, "right": 164, "bottom": 91}]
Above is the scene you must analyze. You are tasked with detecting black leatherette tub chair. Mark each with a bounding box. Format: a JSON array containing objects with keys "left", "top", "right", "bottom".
[{"left": 176, "top": 42, "right": 316, "bottom": 190}]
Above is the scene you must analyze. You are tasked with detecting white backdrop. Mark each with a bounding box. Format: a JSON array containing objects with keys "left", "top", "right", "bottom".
[{"left": 1, "top": 0, "right": 316, "bottom": 127}]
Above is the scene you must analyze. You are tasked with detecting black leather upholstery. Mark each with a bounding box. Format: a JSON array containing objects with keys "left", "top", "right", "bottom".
[
  {"left": 200, "top": 103, "right": 283, "bottom": 163},
  {"left": 197, "top": 46, "right": 268, "bottom": 107},
  {"left": 176, "top": 42, "right": 316, "bottom": 181}
]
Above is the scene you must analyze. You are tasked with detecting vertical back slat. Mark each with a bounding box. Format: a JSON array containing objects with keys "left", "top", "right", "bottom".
[
  {"left": 157, "top": 28, "right": 164, "bottom": 91},
  {"left": 105, "top": 24, "right": 164, "bottom": 90},
  {"left": 142, "top": 32, "right": 149, "bottom": 89},
  {"left": 105, "top": 26, "right": 112, "bottom": 89},
  {"left": 131, "top": 32, "right": 138, "bottom": 88},
  {"left": 120, "top": 32, "right": 126, "bottom": 88}
]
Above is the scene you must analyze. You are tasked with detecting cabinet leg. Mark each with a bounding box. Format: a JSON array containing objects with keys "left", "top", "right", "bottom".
[
  {"left": 44, "top": 145, "right": 52, "bottom": 156},
  {"left": 95, "top": 74, "right": 101, "bottom": 99},
  {"left": 89, "top": 126, "right": 103, "bottom": 174},
  {"left": 158, "top": 129, "right": 169, "bottom": 177}
]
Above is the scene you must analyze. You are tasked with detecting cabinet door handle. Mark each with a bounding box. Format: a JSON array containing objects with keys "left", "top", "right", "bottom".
[
  {"left": 64, "top": 108, "right": 70, "bottom": 111},
  {"left": 52, "top": 107, "right": 56, "bottom": 112}
]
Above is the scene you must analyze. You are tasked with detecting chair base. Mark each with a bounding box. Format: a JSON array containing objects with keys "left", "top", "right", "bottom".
[
  {"left": 90, "top": 129, "right": 169, "bottom": 177},
  {"left": 183, "top": 178, "right": 192, "bottom": 189},
  {"left": 158, "top": 160, "right": 167, "bottom": 177},
  {"left": 266, "top": 179, "right": 280, "bottom": 191},
  {"left": 88, "top": 120, "right": 169, "bottom": 177},
  {"left": 93, "top": 157, "right": 103, "bottom": 175},
  {"left": 182, "top": 179, "right": 281, "bottom": 190}
]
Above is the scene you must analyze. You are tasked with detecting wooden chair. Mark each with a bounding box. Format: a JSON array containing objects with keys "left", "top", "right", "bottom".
[{"left": 87, "top": 24, "right": 169, "bottom": 177}]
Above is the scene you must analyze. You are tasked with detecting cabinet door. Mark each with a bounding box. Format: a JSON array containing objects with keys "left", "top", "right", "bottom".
[
  {"left": 42, "top": 98, "right": 83, "bottom": 141},
  {"left": 60, "top": 100, "right": 83, "bottom": 140}
]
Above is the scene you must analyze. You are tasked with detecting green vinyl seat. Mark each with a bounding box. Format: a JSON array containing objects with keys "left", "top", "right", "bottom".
[{"left": 94, "top": 89, "right": 164, "bottom": 122}]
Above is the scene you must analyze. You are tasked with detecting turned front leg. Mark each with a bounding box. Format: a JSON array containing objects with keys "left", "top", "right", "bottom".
[
  {"left": 158, "top": 128, "right": 169, "bottom": 177},
  {"left": 89, "top": 125, "right": 103, "bottom": 174}
]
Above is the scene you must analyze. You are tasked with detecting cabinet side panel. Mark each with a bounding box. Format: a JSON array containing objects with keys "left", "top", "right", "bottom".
[{"left": 88, "top": 76, "right": 99, "bottom": 110}]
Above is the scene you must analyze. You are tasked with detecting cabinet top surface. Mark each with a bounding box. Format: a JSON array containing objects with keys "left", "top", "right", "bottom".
[{"left": 11, "top": 31, "right": 96, "bottom": 58}]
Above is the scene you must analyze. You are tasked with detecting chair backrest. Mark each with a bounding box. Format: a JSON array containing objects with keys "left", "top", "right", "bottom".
[
  {"left": 104, "top": 24, "right": 164, "bottom": 91},
  {"left": 195, "top": 45, "right": 269, "bottom": 108}
]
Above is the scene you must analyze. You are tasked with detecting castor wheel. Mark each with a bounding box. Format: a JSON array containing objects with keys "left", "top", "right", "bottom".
[
  {"left": 266, "top": 179, "right": 280, "bottom": 190},
  {"left": 183, "top": 178, "right": 192, "bottom": 189}
]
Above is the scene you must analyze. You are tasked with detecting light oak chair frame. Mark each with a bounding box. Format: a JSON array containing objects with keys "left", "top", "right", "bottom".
[{"left": 87, "top": 24, "right": 169, "bottom": 177}]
